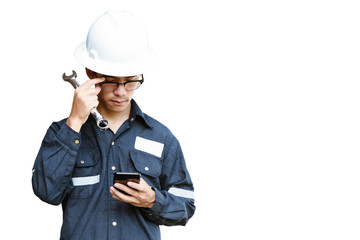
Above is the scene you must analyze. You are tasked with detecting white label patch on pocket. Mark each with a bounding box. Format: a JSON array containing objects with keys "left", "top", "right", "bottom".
[{"left": 135, "top": 136, "right": 164, "bottom": 158}]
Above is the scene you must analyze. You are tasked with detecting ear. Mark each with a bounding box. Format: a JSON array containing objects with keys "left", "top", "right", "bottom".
[{"left": 85, "top": 68, "right": 94, "bottom": 79}]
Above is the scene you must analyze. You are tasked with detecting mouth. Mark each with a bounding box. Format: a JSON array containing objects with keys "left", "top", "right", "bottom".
[{"left": 110, "top": 99, "right": 128, "bottom": 106}]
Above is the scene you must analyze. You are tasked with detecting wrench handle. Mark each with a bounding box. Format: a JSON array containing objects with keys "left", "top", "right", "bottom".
[{"left": 68, "top": 78, "right": 80, "bottom": 88}]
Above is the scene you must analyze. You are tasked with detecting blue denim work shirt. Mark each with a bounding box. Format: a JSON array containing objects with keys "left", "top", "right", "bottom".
[{"left": 32, "top": 100, "right": 195, "bottom": 240}]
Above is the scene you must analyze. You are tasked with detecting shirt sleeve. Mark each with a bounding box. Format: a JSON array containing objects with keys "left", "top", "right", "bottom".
[
  {"left": 142, "top": 136, "right": 196, "bottom": 226},
  {"left": 32, "top": 121, "right": 81, "bottom": 205}
]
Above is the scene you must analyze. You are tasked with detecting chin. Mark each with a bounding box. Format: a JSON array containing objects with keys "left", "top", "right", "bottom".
[{"left": 109, "top": 101, "right": 131, "bottom": 112}]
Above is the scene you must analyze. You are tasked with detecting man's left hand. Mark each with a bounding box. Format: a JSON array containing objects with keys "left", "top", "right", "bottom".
[{"left": 110, "top": 178, "right": 156, "bottom": 208}]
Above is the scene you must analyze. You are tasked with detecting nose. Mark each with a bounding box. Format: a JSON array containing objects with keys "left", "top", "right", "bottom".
[{"left": 113, "top": 84, "right": 127, "bottom": 96}]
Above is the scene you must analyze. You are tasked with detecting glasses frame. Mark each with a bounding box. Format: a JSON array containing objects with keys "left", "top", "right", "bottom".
[{"left": 94, "top": 73, "right": 144, "bottom": 92}]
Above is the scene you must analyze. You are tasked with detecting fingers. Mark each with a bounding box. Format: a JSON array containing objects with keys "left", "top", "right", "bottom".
[
  {"left": 110, "top": 185, "right": 135, "bottom": 203},
  {"left": 75, "top": 77, "right": 104, "bottom": 101},
  {"left": 127, "top": 178, "right": 145, "bottom": 191},
  {"left": 78, "top": 77, "right": 105, "bottom": 90},
  {"left": 113, "top": 183, "right": 138, "bottom": 197},
  {"left": 109, "top": 178, "right": 155, "bottom": 208},
  {"left": 77, "top": 87, "right": 100, "bottom": 96},
  {"left": 74, "top": 89, "right": 99, "bottom": 109},
  {"left": 95, "top": 84, "right": 102, "bottom": 95},
  {"left": 73, "top": 77, "right": 104, "bottom": 107}
]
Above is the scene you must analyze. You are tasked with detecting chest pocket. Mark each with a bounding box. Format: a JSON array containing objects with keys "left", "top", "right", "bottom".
[
  {"left": 130, "top": 150, "right": 162, "bottom": 186},
  {"left": 72, "top": 150, "right": 100, "bottom": 177},
  {"left": 69, "top": 150, "right": 101, "bottom": 199}
]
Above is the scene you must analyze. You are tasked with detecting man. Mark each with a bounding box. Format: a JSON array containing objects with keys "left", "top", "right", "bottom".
[{"left": 32, "top": 10, "right": 195, "bottom": 240}]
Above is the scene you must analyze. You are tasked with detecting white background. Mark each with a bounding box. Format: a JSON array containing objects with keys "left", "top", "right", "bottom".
[{"left": 1, "top": 0, "right": 360, "bottom": 239}]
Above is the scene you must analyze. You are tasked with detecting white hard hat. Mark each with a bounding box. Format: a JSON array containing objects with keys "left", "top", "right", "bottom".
[{"left": 74, "top": 10, "right": 155, "bottom": 76}]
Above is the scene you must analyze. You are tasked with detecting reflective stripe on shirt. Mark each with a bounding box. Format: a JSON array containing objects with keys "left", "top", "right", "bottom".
[
  {"left": 72, "top": 175, "right": 100, "bottom": 186},
  {"left": 168, "top": 187, "right": 194, "bottom": 199}
]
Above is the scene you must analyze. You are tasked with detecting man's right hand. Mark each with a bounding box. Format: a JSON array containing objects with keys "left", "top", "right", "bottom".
[{"left": 66, "top": 77, "right": 105, "bottom": 132}]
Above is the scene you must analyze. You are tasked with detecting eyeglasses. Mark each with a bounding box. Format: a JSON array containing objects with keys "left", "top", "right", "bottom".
[{"left": 94, "top": 73, "right": 144, "bottom": 92}]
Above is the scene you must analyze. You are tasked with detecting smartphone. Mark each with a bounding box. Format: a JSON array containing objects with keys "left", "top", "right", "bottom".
[{"left": 113, "top": 172, "right": 141, "bottom": 195}]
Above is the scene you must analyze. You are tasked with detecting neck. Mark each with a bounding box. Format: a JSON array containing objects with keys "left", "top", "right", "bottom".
[{"left": 97, "top": 102, "right": 132, "bottom": 133}]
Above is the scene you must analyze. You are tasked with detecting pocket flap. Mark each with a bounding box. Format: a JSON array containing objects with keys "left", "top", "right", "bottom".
[
  {"left": 75, "top": 151, "right": 98, "bottom": 167},
  {"left": 130, "top": 150, "right": 162, "bottom": 178}
]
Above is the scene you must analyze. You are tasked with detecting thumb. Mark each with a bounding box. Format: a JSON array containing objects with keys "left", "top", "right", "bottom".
[{"left": 95, "top": 84, "right": 102, "bottom": 95}]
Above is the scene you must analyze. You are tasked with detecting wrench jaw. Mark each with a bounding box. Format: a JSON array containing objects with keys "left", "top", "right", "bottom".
[
  {"left": 90, "top": 108, "right": 110, "bottom": 131},
  {"left": 97, "top": 118, "right": 110, "bottom": 131},
  {"left": 62, "top": 70, "right": 80, "bottom": 89},
  {"left": 62, "top": 70, "right": 77, "bottom": 80}
]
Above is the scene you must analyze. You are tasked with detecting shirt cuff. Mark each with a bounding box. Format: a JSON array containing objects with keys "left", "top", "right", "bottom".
[{"left": 144, "top": 187, "right": 166, "bottom": 216}]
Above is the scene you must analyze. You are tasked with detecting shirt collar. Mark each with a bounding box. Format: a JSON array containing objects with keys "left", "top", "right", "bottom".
[{"left": 130, "top": 99, "right": 152, "bottom": 128}]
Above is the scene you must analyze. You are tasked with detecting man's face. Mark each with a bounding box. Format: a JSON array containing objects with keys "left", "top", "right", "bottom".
[{"left": 91, "top": 71, "right": 143, "bottom": 114}]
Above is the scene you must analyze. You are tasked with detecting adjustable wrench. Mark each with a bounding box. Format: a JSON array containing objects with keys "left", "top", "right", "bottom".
[{"left": 62, "top": 70, "right": 109, "bottom": 131}]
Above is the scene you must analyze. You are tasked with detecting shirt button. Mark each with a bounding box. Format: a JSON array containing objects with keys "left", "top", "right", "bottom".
[
  {"left": 80, "top": 160, "right": 85, "bottom": 164},
  {"left": 130, "top": 118, "right": 134, "bottom": 121},
  {"left": 145, "top": 167, "right": 149, "bottom": 171},
  {"left": 112, "top": 221, "right": 117, "bottom": 227},
  {"left": 75, "top": 140, "right": 80, "bottom": 144},
  {"left": 111, "top": 141, "right": 115, "bottom": 146},
  {"left": 111, "top": 166, "right": 116, "bottom": 171}
]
